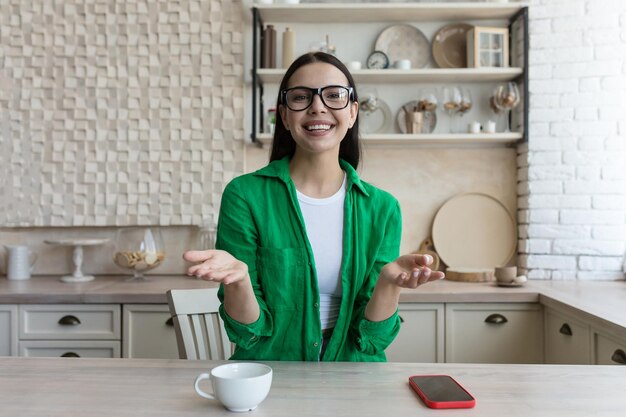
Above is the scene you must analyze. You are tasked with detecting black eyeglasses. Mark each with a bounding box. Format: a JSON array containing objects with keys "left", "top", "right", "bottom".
[{"left": 281, "top": 85, "right": 354, "bottom": 111}]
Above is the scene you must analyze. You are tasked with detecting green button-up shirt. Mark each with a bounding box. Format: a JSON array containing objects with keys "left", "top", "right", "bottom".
[{"left": 216, "top": 156, "right": 402, "bottom": 361}]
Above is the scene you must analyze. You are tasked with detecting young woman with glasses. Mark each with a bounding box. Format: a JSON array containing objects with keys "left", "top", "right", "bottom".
[{"left": 184, "top": 52, "right": 444, "bottom": 361}]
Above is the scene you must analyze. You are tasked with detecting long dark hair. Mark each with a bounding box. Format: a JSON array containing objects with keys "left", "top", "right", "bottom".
[{"left": 269, "top": 52, "right": 361, "bottom": 170}]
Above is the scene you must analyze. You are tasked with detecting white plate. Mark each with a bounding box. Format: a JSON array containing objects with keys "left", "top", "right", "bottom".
[
  {"left": 359, "top": 97, "right": 392, "bottom": 134},
  {"left": 375, "top": 24, "right": 431, "bottom": 69},
  {"left": 432, "top": 193, "right": 516, "bottom": 269},
  {"left": 496, "top": 281, "right": 525, "bottom": 288}
]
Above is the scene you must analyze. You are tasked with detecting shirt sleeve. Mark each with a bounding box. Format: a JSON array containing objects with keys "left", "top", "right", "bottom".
[
  {"left": 351, "top": 197, "right": 402, "bottom": 356},
  {"left": 215, "top": 179, "right": 274, "bottom": 349}
]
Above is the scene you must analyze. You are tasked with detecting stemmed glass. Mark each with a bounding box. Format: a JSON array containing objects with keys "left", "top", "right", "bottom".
[
  {"left": 441, "top": 86, "right": 461, "bottom": 133},
  {"left": 418, "top": 87, "right": 438, "bottom": 113},
  {"left": 489, "top": 86, "right": 504, "bottom": 132},
  {"left": 457, "top": 88, "right": 473, "bottom": 133},
  {"left": 113, "top": 227, "right": 165, "bottom": 281},
  {"left": 494, "top": 82, "right": 520, "bottom": 132}
]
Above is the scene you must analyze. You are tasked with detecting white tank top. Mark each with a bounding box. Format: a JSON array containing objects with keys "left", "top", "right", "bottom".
[{"left": 296, "top": 174, "right": 346, "bottom": 330}]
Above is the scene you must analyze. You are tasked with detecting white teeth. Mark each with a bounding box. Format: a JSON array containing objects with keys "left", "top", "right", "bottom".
[{"left": 305, "top": 124, "right": 331, "bottom": 131}]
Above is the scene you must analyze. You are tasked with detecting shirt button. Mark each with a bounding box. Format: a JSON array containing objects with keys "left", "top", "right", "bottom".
[
  {"left": 313, "top": 342, "right": 319, "bottom": 347},
  {"left": 314, "top": 302, "right": 319, "bottom": 308}
]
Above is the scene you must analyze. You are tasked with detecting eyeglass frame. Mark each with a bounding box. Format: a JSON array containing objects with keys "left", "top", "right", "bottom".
[{"left": 280, "top": 85, "right": 355, "bottom": 112}]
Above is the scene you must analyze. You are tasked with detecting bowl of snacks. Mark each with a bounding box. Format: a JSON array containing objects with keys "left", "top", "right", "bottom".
[{"left": 113, "top": 227, "right": 165, "bottom": 281}]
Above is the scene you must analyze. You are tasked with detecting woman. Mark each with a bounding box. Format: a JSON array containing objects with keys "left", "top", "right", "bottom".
[{"left": 184, "top": 52, "right": 444, "bottom": 361}]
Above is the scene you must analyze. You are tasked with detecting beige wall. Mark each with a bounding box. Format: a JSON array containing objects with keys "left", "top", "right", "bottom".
[
  {"left": 245, "top": 145, "right": 518, "bottom": 258},
  {"left": 0, "top": 0, "right": 245, "bottom": 228}
]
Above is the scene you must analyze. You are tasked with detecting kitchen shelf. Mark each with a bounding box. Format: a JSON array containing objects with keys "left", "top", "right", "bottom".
[
  {"left": 257, "top": 68, "right": 524, "bottom": 84},
  {"left": 250, "top": 2, "right": 529, "bottom": 144},
  {"left": 256, "top": 132, "right": 523, "bottom": 147},
  {"left": 255, "top": 3, "right": 527, "bottom": 23}
]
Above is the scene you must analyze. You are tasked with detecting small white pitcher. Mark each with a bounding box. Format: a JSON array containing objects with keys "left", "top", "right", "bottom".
[{"left": 4, "top": 245, "right": 38, "bottom": 280}]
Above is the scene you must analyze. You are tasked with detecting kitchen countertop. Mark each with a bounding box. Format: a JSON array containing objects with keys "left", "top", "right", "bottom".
[
  {"left": 2, "top": 357, "right": 625, "bottom": 417},
  {"left": 1, "top": 275, "right": 625, "bottom": 338}
]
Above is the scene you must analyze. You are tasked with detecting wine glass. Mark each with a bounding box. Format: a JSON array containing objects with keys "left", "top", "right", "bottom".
[
  {"left": 197, "top": 226, "right": 216, "bottom": 250},
  {"left": 418, "top": 87, "right": 438, "bottom": 113},
  {"left": 489, "top": 86, "right": 504, "bottom": 132},
  {"left": 441, "top": 86, "right": 461, "bottom": 133},
  {"left": 495, "top": 82, "right": 520, "bottom": 132},
  {"left": 113, "top": 227, "right": 165, "bottom": 281},
  {"left": 457, "top": 87, "right": 473, "bottom": 132}
]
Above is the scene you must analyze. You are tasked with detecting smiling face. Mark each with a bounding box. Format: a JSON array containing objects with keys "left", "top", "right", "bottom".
[{"left": 278, "top": 62, "right": 358, "bottom": 159}]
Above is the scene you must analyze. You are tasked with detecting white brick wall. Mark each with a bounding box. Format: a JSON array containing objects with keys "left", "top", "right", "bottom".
[{"left": 520, "top": 0, "right": 626, "bottom": 280}]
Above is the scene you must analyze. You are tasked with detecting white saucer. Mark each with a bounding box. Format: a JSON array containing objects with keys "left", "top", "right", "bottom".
[{"left": 496, "top": 281, "right": 525, "bottom": 288}]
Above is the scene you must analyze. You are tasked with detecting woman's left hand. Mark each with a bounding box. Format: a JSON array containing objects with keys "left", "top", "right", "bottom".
[{"left": 379, "top": 254, "right": 445, "bottom": 289}]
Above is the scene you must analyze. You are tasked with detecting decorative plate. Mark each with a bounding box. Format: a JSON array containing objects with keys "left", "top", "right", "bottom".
[
  {"left": 375, "top": 24, "right": 431, "bottom": 69},
  {"left": 432, "top": 193, "right": 516, "bottom": 269},
  {"left": 432, "top": 23, "right": 473, "bottom": 68},
  {"left": 359, "top": 96, "right": 392, "bottom": 134},
  {"left": 395, "top": 101, "right": 437, "bottom": 134}
]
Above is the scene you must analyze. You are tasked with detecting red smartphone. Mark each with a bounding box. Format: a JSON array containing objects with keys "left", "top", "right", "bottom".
[{"left": 409, "top": 375, "right": 476, "bottom": 409}]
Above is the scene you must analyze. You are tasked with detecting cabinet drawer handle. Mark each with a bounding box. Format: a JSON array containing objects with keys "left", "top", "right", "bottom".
[
  {"left": 485, "top": 313, "right": 508, "bottom": 325},
  {"left": 399, "top": 315, "right": 405, "bottom": 323},
  {"left": 611, "top": 349, "right": 626, "bottom": 365},
  {"left": 61, "top": 352, "right": 80, "bottom": 358},
  {"left": 165, "top": 317, "right": 174, "bottom": 327},
  {"left": 559, "top": 323, "right": 573, "bottom": 336},
  {"left": 58, "top": 315, "right": 81, "bottom": 326}
]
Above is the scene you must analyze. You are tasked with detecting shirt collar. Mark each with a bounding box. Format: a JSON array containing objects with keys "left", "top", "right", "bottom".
[{"left": 253, "top": 156, "right": 369, "bottom": 197}]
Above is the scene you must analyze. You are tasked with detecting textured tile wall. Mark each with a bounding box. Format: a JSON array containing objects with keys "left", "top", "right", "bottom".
[{"left": 0, "top": 0, "right": 245, "bottom": 227}]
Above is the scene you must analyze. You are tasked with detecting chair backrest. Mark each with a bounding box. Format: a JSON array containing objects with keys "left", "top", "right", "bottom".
[{"left": 166, "top": 288, "right": 231, "bottom": 360}]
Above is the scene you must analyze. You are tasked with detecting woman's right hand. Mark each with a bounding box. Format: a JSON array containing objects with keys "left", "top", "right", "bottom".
[{"left": 183, "top": 250, "right": 249, "bottom": 285}]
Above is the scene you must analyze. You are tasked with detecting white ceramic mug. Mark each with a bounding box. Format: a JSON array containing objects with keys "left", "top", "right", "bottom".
[
  {"left": 194, "top": 363, "right": 273, "bottom": 412},
  {"left": 5, "top": 245, "right": 38, "bottom": 280},
  {"left": 395, "top": 59, "right": 411, "bottom": 70},
  {"left": 495, "top": 266, "right": 517, "bottom": 283},
  {"left": 346, "top": 61, "right": 362, "bottom": 71},
  {"left": 468, "top": 121, "right": 481, "bottom": 134},
  {"left": 485, "top": 120, "right": 496, "bottom": 133}
]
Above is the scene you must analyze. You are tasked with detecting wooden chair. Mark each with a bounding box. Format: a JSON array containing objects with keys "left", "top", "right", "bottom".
[{"left": 166, "top": 288, "right": 231, "bottom": 360}]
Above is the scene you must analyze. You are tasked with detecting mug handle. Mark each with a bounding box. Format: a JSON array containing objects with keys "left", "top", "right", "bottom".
[{"left": 194, "top": 373, "right": 216, "bottom": 400}]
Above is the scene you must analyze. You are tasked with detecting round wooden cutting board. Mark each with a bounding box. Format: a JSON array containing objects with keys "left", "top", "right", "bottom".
[{"left": 432, "top": 193, "right": 516, "bottom": 280}]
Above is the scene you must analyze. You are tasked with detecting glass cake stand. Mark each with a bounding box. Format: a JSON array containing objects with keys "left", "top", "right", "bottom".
[{"left": 44, "top": 238, "right": 110, "bottom": 283}]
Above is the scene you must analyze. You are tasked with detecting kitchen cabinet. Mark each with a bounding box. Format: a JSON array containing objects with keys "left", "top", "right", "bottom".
[
  {"left": 593, "top": 330, "right": 626, "bottom": 365},
  {"left": 249, "top": 2, "right": 528, "bottom": 146},
  {"left": 122, "top": 304, "right": 179, "bottom": 359},
  {"left": 18, "top": 304, "right": 121, "bottom": 358},
  {"left": 445, "top": 303, "right": 543, "bottom": 363},
  {"left": 0, "top": 305, "right": 18, "bottom": 356},
  {"left": 386, "top": 303, "right": 444, "bottom": 363},
  {"left": 544, "top": 306, "right": 591, "bottom": 364}
]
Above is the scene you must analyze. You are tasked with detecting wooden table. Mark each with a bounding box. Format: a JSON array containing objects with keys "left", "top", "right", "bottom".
[{"left": 1, "top": 357, "right": 624, "bottom": 416}]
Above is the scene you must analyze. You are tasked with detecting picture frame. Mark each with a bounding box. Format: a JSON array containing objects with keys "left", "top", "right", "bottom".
[{"left": 466, "top": 26, "right": 509, "bottom": 68}]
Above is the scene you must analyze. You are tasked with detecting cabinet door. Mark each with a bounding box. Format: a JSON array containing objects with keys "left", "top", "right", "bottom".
[
  {"left": 386, "top": 303, "right": 444, "bottom": 363},
  {"left": 544, "top": 307, "right": 590, "bottom": 364},
  {"left": 122, "top": 304, "right": 179, "bottom": 359},
  {"left": 593, "top": 331, "right": 626, "bottom": 365},
  {"left": 0, "top": 305, "right": 18, "bottom": 356},
  {"left": 445, "top": 303, "right": 543, "bottom": 364},
  {"left": 19, "top": 340, "right": 120, "bottom": 358}
]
